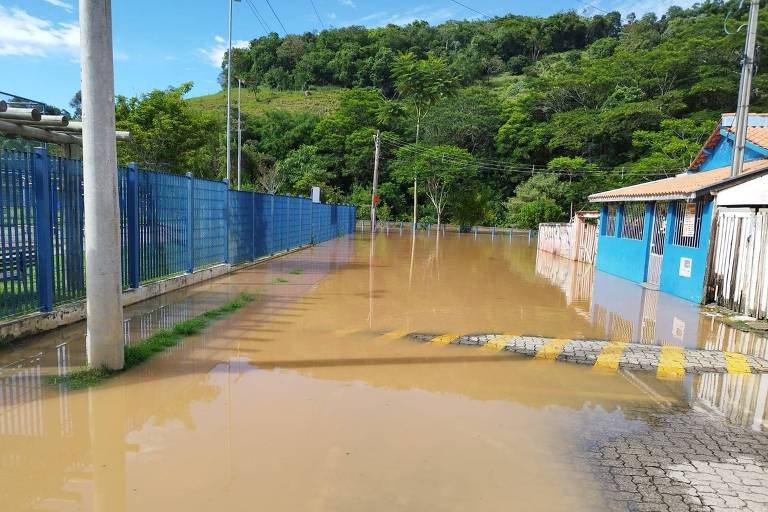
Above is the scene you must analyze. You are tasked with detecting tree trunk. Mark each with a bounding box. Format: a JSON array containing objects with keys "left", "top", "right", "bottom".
[{"left": 413, "top": 177, "right": 418, "bottom": 226}]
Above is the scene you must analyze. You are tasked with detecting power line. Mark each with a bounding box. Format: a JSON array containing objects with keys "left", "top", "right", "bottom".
[
  {"left": 309, "top": 0, "right": 325, "bottom": 29},
  {"left": 245, "top": 0, "right": 272, "bottom": 34},
  {"left": 445, "top": 0, "right": 492, "bottom": 19},
  {"left": 263, "top": 0, "right": 288, "bottom": 35},
  {"left": 378, "top": 133, "right": 687, "bottom": 176}
]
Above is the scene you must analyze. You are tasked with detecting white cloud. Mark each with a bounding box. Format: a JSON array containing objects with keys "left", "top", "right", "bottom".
[
  {"left": 0, "top": 6, "right": 79, "bottom": 57},
  {"left": 350, "top": 5, "right": 457, "bottom": 27},
  {"left": 42, "top": 0, "right": 74, "bottom": 12},
  {"left": 199, "top": 35, "right": 249, "bottom": 68},
  {"left": 606, "top": 0, "right": 699, "bottom": 16},
  {"left": 339, "top": 0, "right": 356, "bottom": 7}
]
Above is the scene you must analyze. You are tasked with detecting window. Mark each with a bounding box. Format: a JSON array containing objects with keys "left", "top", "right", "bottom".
[
  {"left": 620, "top": 203, "right": 645, "bottom": 240},
  {"left": 602, "top": 205, "right": 617, "bottom": 236},
  {"left": 672, "top": 201, "right": 703, "bottom": 248}
]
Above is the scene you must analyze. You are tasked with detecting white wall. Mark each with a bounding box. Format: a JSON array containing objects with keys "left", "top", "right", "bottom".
[{"left": 717, "top": 175, "right": 768, "bottom": 206}]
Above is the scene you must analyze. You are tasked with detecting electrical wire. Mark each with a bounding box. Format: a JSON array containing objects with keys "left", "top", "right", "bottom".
[
  {"left": 245, "top": 0, "right": 272, "bottom": 34},
  {"left": 263, "top": 0, "right": 288, "bottom": 35},
  {"left": 445, "top": 0, "right": 492, "bottom": 19},
  {"left": 309, "top": 0, "right": 325, "bottom": 29},
  {"left": 378, "top": 133, "right": 688, "bottom": 176}
]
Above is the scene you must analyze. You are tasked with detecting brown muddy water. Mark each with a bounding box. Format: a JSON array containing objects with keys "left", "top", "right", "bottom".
[{"left": 1, "top": 232, "right": 766, "bottom": 511}]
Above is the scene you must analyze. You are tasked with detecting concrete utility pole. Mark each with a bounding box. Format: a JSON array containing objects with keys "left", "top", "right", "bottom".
[
  {"left": 226, "top": 0, "right": 240, "bottom": 185},
  {"left": 79, "top": 0, "right": 124, "bottom": 369},
  {"left": 731, "top": 0, "right": 760, "bottom": 177},
  {"left": 237, "top": 78, "right": 242, "bottom": 191},
  {"left": 371, "top": 130, "right": 380, "bottom": 234}
]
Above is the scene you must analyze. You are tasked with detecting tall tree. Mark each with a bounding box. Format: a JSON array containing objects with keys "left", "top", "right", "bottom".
[{"left": 390, "top": 52, "right": 458, "bottom": 224}]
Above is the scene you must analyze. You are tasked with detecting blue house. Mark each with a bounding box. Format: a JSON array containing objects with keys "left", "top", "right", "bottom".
[{"left": 589, "top": 114, "right": 768, "bottom": 303}]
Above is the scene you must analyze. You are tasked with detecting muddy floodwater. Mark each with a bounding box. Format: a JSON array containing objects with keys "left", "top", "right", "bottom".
[{"left": 1, "top": 232, "right": 767, "bottom": 511}]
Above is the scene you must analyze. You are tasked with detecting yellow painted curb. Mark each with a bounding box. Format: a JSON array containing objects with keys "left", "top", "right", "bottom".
[
  {"left": 431, "top": 334, "right": 460, "bottom": 345},
  {"left": 535, "top": 338, "right": 569, "bottom": 360},
  {"left": 657, "top": 345, "right": 685, "bottom": 381},
  {"left": 381, "top": 330, "right": 409, "bottom": 339},
  {"left": 724, "top": 352, "right": 752, "bottom": 375},
  {"left": 594, "top": 342, "right": 627, "bottom": 371},
  {"left": 483, "top": 335, "right": 514, "bottom": 351}
]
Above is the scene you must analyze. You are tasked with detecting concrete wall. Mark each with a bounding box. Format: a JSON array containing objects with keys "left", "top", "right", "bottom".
[
  {"left": 659, "top": 200, "right": 714, "bottom": 303},
  {"left": 595, "top": 203, "right": 653, "bottom": 284}
]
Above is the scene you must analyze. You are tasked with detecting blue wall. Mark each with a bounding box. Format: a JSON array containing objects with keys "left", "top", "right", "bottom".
[
  {"left": 699, "top": 131, "right": 767, "bottom": 171},
  {"left": 595, "top": 203, "right": 653, "bottom": 284},
  {"left": 658, "top": 200, "right": 714, "bottom": 303}
]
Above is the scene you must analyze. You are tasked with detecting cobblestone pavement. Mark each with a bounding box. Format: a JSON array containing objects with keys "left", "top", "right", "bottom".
[
  {"left": 398, "top": 331, "right": 768, "bottom": 511},
  {"left": 576, "top": 402, "right": 768, "bottom": 512},
  {"left": 404, "top": 333, "right": 768, "bottom": 375}
]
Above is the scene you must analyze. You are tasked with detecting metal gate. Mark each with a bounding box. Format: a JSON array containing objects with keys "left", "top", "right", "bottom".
[{"left": 646, "top": 203, "right": 667, "bottom": 286}]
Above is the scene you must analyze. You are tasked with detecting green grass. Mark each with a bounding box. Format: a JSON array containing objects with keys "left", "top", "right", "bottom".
[
  {"left": 49, "top": 292, "right": 256, "bottom": 389},
  {"left": 186, "top": 86, "right": 342, "bottom": 120},
  {"left": 288, "top": 268, "right": 303, "bottom": 275},
  {"left": 272, "top": 277, "right": 289, "bottom": 284}
]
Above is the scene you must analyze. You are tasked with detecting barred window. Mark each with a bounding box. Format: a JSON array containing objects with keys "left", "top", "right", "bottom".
[
  {"left": 672, "top": 201, "right": 703, "bottom": 248},
  {"left": 620, "top": 203, "right": 645, "bottom": 240},
  {"left": 602, "top": 205, "right": 617, "bottom": 236}
]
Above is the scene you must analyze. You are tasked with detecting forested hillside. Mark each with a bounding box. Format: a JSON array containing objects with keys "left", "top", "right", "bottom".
[{"left": 114, "top": 1, "right": 768, "bottom": 227}]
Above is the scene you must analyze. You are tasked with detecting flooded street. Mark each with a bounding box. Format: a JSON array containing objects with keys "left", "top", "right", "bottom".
[{"left": 2, "top": 232, "right": 768, "bottom": 511}]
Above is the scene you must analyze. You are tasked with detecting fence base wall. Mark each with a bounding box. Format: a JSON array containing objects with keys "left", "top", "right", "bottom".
[{"left": 0, "top": 244, "right": 314, "bottom": 344}]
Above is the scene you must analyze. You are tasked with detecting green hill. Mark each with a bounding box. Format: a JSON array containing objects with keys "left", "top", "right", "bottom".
[{"left": 186, "top": 86, "right": 341, "bottom": 120}]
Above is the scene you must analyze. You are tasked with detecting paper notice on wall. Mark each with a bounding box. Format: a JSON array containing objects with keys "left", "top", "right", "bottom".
[
  {"left": 679, "top": 257, "right": 692, "bottom": 278},
  {"left": 682, "top": 203, "right": 696, "bottom": 237},
  {"left": 672, "top": 317, "right": 685, "bottom": 340}
]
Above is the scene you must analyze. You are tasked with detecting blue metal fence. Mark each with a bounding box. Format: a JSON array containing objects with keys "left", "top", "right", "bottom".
[{"left": 0, "top": 149, "right": 356, "bottom": 320}]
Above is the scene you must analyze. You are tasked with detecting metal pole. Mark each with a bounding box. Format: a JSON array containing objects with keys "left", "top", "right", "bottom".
[
  {"left": 237, "top": 78, "right": 242, "bottom": 190},
  {"left": 371, "top": 130, "right": 380, "bottom": 234},
  {"left": 79, "top": 0, "right": 124, "bottom": 370},
  {"left": 226, "top": 0, "right": 234, "bottom": 184},
  {"left": 731, "top": 0, "right": 760, "bottom": 177}
]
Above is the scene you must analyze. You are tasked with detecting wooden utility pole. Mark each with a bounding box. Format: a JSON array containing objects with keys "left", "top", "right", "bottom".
[
  {"left": 731, "top": 0, "right": 760, "bottom": 177},
  {"left": 371, "top": 130, "right": 380, "bottom": 234}
]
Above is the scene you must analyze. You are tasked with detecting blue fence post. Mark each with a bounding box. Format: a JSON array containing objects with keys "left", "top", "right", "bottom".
[
  {"left": 126, "top": 163, "right": 140, "bottom": 288},
  {"left": 223, "top": 179, "right": 229, "bottom": 264},
  {"left": 251, "top": 191, "right": 256, "bottom": 261},
  {"left": 32, "top": 147, "right": 54, "bottom": 312},
  {"left": 186, "top": 172, "right": 194, "bottom": 273}
]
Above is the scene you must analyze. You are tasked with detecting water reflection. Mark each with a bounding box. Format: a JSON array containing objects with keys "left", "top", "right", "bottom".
[{"left": 535, "top": 249, "right": 768, "bottom": 431}]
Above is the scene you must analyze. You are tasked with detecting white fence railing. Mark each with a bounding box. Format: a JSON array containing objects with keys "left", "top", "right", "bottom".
[
  {"left": 538, "top": 212, "right": 598, "bottom": 265},
  {"left": 707, "top": 208, "right": 768, "bottom": 318}
]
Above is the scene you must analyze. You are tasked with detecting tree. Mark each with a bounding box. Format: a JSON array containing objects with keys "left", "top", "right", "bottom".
[
  {"left": 115, "top": 82, "right": 220, "bottom": 177},
  {"left": 276, "top": 145, "right": 332, "bottom": 196},
  {"left": 390, "top": 52, "right": 458, "bottom": 224},
  {"left": 390, "top": 144, "right": 477, "bottom": 228},
  {"left": 69, "top": 90, "right": 82, "bottom": 120},
  {"left": 511, "top": 197, "right": 564, "bottom": 229}
]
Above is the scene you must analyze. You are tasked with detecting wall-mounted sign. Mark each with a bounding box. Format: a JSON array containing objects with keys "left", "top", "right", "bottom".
[
  {"left": 682, "top": 203, "right": 696, "bottom": 237},
  {"left": 679, "top": 257, "right": 692, "bottom": 278},
  {"left": 672, "top": 317, "right": 685, "bottom": 340}
]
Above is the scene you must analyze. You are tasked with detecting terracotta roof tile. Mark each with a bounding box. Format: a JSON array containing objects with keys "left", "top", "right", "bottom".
[
  {"left": 589, "top": 159, "right": 768, "bottom": 202},
  {"left": 727, "top": 126, "right": 768, "bottom": 150}
]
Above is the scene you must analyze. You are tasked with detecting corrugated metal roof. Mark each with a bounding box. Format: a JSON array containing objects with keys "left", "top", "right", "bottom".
[{"left": 589, "top": 159, "right": 768, "bottom": 202}]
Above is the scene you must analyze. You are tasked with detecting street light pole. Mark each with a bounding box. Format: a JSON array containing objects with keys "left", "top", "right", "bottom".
[
  {"left": 226, "top": 0, "right": 240, "bottom": 185},
  {"left": 237, "top": 78, "right": 242, "bottom": 191},
  {"left": 731, "top": 0, "right": 760, "bottom": 177},
  {"left": 79, "top": 0, "right": 124, "bottom": 370}
]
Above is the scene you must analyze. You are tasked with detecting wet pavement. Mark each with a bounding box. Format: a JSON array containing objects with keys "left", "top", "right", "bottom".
[{"left": 1, "top": 232, "right": 767, "bottom": 511}]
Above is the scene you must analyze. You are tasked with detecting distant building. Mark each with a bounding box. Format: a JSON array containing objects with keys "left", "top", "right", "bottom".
[{"left": 589, "top": 114, "right": 768, "bottom": 304}]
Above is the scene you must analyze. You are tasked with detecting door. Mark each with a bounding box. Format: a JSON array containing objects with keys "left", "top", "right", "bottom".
[{"left": 646, "top": 203, "right": 667, "bottom": 286}]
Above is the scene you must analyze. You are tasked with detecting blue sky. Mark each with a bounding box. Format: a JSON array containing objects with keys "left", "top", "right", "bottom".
[{"left": 1, "top": 0, "right": 697, "bottom": 110}]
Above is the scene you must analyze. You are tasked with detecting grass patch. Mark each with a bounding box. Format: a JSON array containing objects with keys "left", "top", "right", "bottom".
[
  {"left": 49, "top": 292, "right": 256, "bottom": 389},
  {"left": 272, "top": 277, "right": 289, "bottom": 284},
  {"left": 288, "top": 268, "right": 303, "bottom": 275}
]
